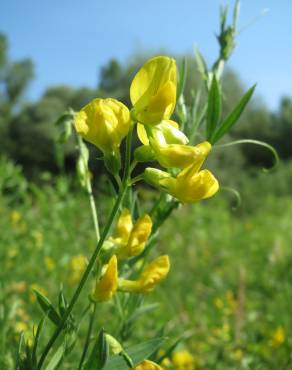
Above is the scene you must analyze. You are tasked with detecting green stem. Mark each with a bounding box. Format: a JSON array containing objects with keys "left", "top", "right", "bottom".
[
  {"left": 37, "top": 188, "right": 126, "bottom": 369},
  {"left": 77, "top": 135, "right": 100, "bottom": 241},
  {"left": 77, "top": 303, "right": 97, "bottom": 370},
  {"left": 38, "top": 129, "right": 134, "bottom": 369}
]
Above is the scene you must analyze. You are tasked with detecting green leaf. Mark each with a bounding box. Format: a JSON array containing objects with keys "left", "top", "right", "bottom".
[
  {"left": 195, "top": 48, "right": 208, "bottom": 80},
  {"left": 211, "top": 84, "right": 256, "bottom": 143},
  {"left": 32, "top": 316, "right": 46, "bottom": 364},
  {"left": 44, "top": 345, "right": 64, "bottom": 370},
  {"left": 127, "top": 303, "right": 160, "bottom": 325},
  {"left": 206, "top": 75, "right": 221, "bottom": 140},
  {"left": 84, "top": 328, "right": 109, "bottom": 370},
  {"left": 177, "top": 57, "right": 187, "bottom": 99},
  {"left": 58, "top": 289, "right": 68, "bottom": 317},
  {"left": 33, "top": 289, "right": 61, "bottom": 326},
  {"left": 104, "top": 337, "right": 165, "bottom": 370}
]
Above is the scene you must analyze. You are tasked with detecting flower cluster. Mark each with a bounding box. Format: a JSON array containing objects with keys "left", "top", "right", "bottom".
[
  {"left": 74, "top": 56, "right": 219, "bottom": 203},
  {"left": 90, "top": 210, "right": 170, "bottom": 302}
]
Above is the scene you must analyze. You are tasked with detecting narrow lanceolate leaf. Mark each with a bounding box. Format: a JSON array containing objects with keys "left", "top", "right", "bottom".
[
  {"left": 177, "top": 57, "right": 187, "bottom": 100},
  {"left": 195, "top": 48, "right": 208, "bottom": 80},
  {"left": 104, "top": 337, "right": 165, "bottom": 370},
  {"left": 44, "top": 345, "right": 64, "bottom": 370},
  {"left": 211, "top": 84, "right": 256, "bottom": 144},
  {"left": 32, "top": 316, "right": 46, "bottom": 364},
  {"left": 33, "top": 289, "right": 61, "bottom": 326},
  {"left": 84, "top": 328, "right": 109, "bottom": 370},
  {"left": 206, "top": 75, "right": 221, "bottom": 140}
]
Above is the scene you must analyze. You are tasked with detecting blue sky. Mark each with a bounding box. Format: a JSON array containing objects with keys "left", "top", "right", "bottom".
[{"left": 1, "top": 0, "right": 291, "bottom": 110}]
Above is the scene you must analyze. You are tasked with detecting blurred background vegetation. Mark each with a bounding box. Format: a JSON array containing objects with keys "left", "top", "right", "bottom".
[{"left": 1, "top": 28, "right": 292, "bottom": 368}]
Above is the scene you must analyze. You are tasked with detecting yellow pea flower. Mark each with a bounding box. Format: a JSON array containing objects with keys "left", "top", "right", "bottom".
[
  {"left": 149, "top": 140, "right": 204, "bottom": 169},
  {"left": 172, "top": 350, "right": 195, "bottom": 370},
  {"left": 109, "top": 209, "right": 152, "bottom": 259},
  {"left": 143, "top": 142, "right": 219, "bottom": 203},
  {"left": 91, "top": 255, "right": 118, "bottom": 302},
  {"left": 137, "top": 120, "right": 198, "bottom": 168},
  {"left": 118, "top": 255, "right": 170, "bottom": 293},
  {"left": 74, "top": 98, "right": 131, "bottom": 173},
  {"left": 114, "top": 208, "right": 133, "bottom": 245},
  {"left": 117, "top": 214, "right": 152, "bottom": 259},
  {"left": 130, "top": 56, "right": 177, "bottom": 125},
  {"left": 133, "top": 360, "right": 163, "bottom": 370}
]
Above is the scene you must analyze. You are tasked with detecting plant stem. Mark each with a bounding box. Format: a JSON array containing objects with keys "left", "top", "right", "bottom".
[
  {"left": 38, "top": 128, "right": 134, "bottom": 369},
  {"left": 77, "top": 135, "right": 100, "bottom": 241},
  {"left": 77, "top": 303, "right": 97, "bottom": 370}
]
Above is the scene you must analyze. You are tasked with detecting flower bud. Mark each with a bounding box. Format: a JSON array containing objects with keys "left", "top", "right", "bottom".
[{"left": 74, "top": 98, "right": 131, "bottom": 174}]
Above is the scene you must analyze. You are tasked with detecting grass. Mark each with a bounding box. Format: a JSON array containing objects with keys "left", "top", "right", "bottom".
[{"left": 1, "top": 173, "right": 292, "bottom": 369}]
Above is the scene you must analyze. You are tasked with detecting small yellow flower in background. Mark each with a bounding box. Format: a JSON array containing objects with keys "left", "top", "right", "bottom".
[
  {"left": 119, "top": 255, "right": 170, "bottom": 293},
  {"left": 10, "top": 210, "right": 22, "bottom": 225},
  {"left": 14, "top": 322, "right": 33, "bottom": 347},
  {"left": 214, "top": 297, "right": 224, "bottom": 309},
  {"left": 231, "top": 348, "right": 243, "bottom": 362},
  {"left": 143, "top": 142, "right": 219, "bottom": 203},
  {"left": 74, "top": 98, "right": 131, "bottom": 173},
  {"left": 109, "top": 209, "right": 152, "bottom": 259},
  {"left": 14, "top": 321, "right": 28, "bottom": 333},
  {"left": 130, "top": 56, "right": 177, "bottom": 125},
  {"left": 133, "top": 359, "right": 163, "bottom": 370},
  {"left": 68, "top": 255, "right": 87, "bottom": 285},
  {"left": 172, "top": 350, "right": 195, "bottom": 370},
  {"left": 91, "top": 255, "right": 118, "bottom": 302},
  {"left": 44, "top": 256, "right": 56, "bottom": 272},
  {"left": 271, "top": 326, "right": 285, "bottom": 347},
  {"left": 7, "top": 246, "right": 19, "bottom": 258}
]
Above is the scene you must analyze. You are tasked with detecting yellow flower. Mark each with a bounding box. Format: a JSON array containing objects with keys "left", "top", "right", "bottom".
[
  {"left": 74, "top": 98, "right": 131, "bottom": 173},
  {"left": 172, "top": 350, "right": 195, "bottom": 370},
  {"left": 271, "top": 326, "right": 285, "bottom": 347},
  {"left": 44, "top": 256, "right": 56, "bottom": 272},
  {"left": 91, "top": 255, "right": 118, "bottom": 302},
  {"left": 110, "top": 209, "right": 152, "bottom": 259},
  {"left": 10, "top": 210, "right": 22, "bottom": 225},
  {"left": 130, "top": 56, "right": 177, "bottom": 125},
  {"left": 68, "top": 255, "right": 87, "bottom": 285},
  {"left": 14, "top": 321, "right": 28, "bottom": 333},
  {"left": 119, "top": 255, "right": 170, "bottom": 293},
  {"left": 133, "top": 360, "right": 163, "bottom": 370},
  {"left": 150, "top": 141, "right": 204, "bottom": 169},
  {"left": 114, "top": 208, "right": 134, "bottom": 244},
  {"left": 143, "top": 142, "right": 219, "bottom": 203}
]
